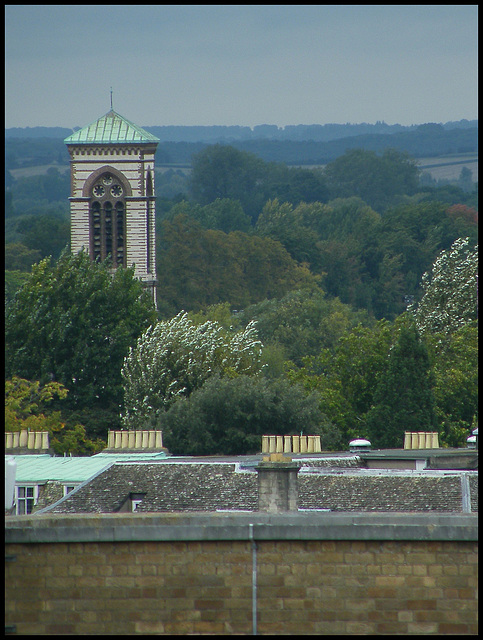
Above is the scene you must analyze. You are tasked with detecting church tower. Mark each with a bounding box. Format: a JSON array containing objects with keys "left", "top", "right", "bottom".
[{"left": 64, "top": 109, "right": 159, "bottom": 305}]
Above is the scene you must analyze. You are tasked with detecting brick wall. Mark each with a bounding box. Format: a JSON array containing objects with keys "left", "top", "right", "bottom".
[{"left": 5, "top": 514, "right": 478, "bottom": 635}]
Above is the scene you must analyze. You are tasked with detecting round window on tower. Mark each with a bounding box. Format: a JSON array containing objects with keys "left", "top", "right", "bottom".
[
  {"left": 93, "top": 184, "right": 105, "bottom": 197},
  {"left": 110, "top": 184, "right": 123, "bottom": 198}
]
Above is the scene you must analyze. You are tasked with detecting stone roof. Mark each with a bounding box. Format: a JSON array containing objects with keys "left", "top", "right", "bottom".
[
  {"left": 468, "top": 475, "right": 478, "bottom": 511},
  {"left": 298, "top": 472, "right": 465, "bottom": 512},
  {"left": 42, "top": 462, "right": 256, "bottom": 514},
  {"left": 39, "top": 459, "right": 478, "bottom": 515},
  {"left": 64, "top": 110, "right": 159, "bottom": 144}
]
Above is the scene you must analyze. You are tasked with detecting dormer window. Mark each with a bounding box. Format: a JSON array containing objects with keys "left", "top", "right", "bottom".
[
  {"left": 130, "top": 493, "right": 146, "bottom": 512},
  {"left": 117, "top": 491, "right": 147, "bottom": 513}
]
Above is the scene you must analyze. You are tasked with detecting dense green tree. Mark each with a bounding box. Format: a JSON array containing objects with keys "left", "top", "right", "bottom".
[
  {"left": 446, "top": 204, "right": 478, "bottom": 229},
  {"left": 190, "top": 144, "right": 330, "bottom": 223},
  {"left": 255, "top": 197, "right": 424, "bottom": 316},
  {"left": 5, "top": 376, "right": 68, "bottom": 428},
  {"left": 458, "top": 166, "right": 474, "bottom": 193},
  {"left": 353, "top": 200, "right": 478, "bottom": 319},
  {"left": 286, "top": 319, "right": 395, "bottom": 439},
  {"left": 371, "top": 251, "right": 406, "bottom": 319},
  {"left": 5, "top": 376, "right": 105, "bottom": 455},
  {"left": 5, "top": 251, "right": 157, "bottom": 438},
  {"left": 237, "top": 286, "right": 373, "bottom": 367},
  {"left": 10, "top": 168, "right": 70, "bottom": 206},
  {"left": 154, "top": 168, "right": 189, "bottom": 200},
  {"left": 365, "top": 320, "right": 436, "bottom": 448},
  {"left": 16, "top": 213, "right": 70, "bottom": 260},
  {"left": 161, "top": 374, "right": 341, "bottom": 455},
  {"left": 315, "top": 238, "right": 373, "bottom": 310},
  {"left": 190, "top": 144, "right": 267, "bottom": 221},
  {"left": 255, "top": 198, "right": 384, "bottom": 312},
  {"left": 313, "top": 197, "right": 381, "bottom": 240},
  {"left": 324, "top": 148, "right": 419, "bottom": 212},
  {"left": 156, "top": 214, "right": 317, "bottom": 316},
  {"left": 5, "top": 189, "right": 15, "bottom": 217},
  {"left": 255, "top": 199, "right": 324, "bottom": 270},
  {"left": 418, "top": 183, "right": 479, "bottom": 211},
  {"left": 167, "top": 198, "right": 251, "bottom": 233},
  {"left": 5, "top": 270, "right": 31, "bottom": 303},
  {"left": 121, "top": 312, "right": 264, "bottom": 430},
  {"left": 188, "top": 302, "right": 240, "bottom": 331},
  {"left": 426, "top": 324, "right": 478, "bottom": 447},
  {"left": 199, "top": 198, "right": 252, "bottom": 233},
  {"left": 5, "top": 243, "right": 42, "bottom": 272},
  {"left": 264, "top": 165, "right": 329, "bottom": 205}
]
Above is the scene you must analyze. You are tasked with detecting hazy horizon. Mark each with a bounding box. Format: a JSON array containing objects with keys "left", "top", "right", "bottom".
[{"left": 5, "top": 118, "right": 478, "bottom": 134}]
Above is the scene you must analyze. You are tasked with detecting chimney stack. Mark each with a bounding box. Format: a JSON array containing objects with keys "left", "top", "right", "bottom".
[{"left": 256, "top": 453, "right": 301, "bottom": 513}]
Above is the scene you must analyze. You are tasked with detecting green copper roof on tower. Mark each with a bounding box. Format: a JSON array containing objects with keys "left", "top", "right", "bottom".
[{"left": 64, "top": 110, "right": 159, "bottom": 144}]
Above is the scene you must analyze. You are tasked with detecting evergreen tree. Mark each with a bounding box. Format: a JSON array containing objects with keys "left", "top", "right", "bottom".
[{"left": 366, "top": 320, "right": 436, "bottom": 448}]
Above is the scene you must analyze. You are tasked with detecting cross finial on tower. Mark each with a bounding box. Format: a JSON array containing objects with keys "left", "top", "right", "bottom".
[{"left": 110, "top": 87, "right": 113, "bottom": 110}]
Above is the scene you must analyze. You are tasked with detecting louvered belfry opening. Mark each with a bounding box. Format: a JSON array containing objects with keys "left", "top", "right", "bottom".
[{"left": 90, "top": 172, "right": 126, "bottom": 267}]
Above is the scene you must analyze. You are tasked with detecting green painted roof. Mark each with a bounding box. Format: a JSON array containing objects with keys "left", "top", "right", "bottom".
[
  {"left": 11, "top": 451, "right": 167, "bottom": 484},
  {"left": 64, "top": 110, "right": 159, "bottom": 145}
]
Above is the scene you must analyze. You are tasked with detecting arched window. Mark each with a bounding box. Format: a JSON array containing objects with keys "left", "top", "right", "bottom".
[{"left": 89, "top": 172, "right": 126, "bottom": 266}]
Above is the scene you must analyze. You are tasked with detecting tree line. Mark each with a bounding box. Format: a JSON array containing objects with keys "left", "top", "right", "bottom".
[
  {"left": 5, "top": 120, "right": 477, "bottom": 169},
  {"left": 5, "top": 142, "right": 478, "bottom": 455}
]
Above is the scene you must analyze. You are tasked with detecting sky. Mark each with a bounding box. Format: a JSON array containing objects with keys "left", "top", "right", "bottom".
[{"left": 5, "top": 5, "right": 478, "bottom": 130}]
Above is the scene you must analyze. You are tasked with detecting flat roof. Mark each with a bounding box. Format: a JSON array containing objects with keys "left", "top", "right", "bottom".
[{"left": 359, "top": 448, "right": 477, "bottom": 459}]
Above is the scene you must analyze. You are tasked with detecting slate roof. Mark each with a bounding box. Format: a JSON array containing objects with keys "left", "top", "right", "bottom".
[
  {"left": 39, "top": 459, "right": 478, "bottom": 515},
  {"left": 468, "top": 475, "right": 478, "bottom": 511},
  {"left": 298, "top": 472, "right": 465, "bottom": 512}
]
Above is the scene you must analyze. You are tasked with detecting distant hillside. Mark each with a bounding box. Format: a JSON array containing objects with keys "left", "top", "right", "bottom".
[
  {"left": 5, "top": 120, "right": 478, "bottom": 171},
  {"left": 150, "top": 125, "right": 477, "bottom": 166},
  {"left": 5, "top": 126, "right": 76, "bottom": 139},
  {"left": 5, "top": 120, "right": 477, "bottom": 142},
  {"left": 231, "top": 124, "right": 478, "bottom": 165}
]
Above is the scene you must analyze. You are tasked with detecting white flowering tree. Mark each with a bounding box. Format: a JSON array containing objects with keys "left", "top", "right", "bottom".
[
  {"left": 409, "top": 237, "right": 478, "bottom": 336},
  {"left": 121, "top": 312, "right": 264, "bottom": 429}
]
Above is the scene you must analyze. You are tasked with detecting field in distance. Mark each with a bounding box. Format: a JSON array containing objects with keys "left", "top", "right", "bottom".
[{"left": 9, "top": 153, "right": 478, "bottom": 184}]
